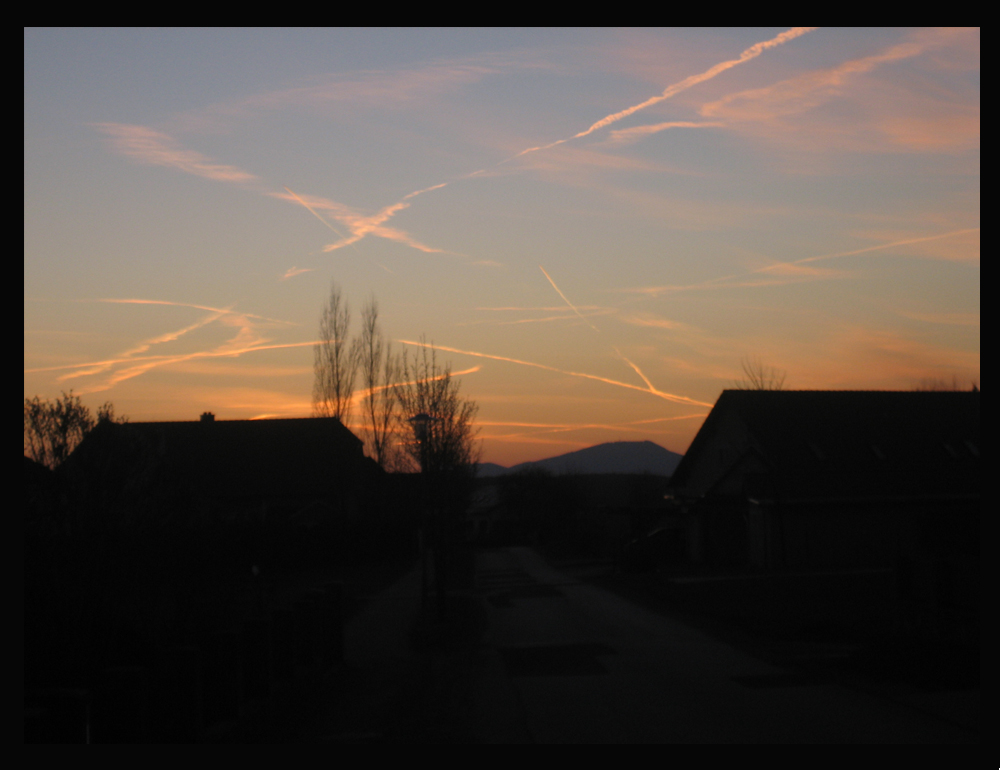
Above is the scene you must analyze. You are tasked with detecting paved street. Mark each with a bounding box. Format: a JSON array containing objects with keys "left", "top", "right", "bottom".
[{"left": 469, "top": 547, "right": 977, "bottom": 743}]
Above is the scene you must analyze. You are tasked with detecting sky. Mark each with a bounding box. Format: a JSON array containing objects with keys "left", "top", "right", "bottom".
[{"left": 24, "top": 28, "right": 980, "bottom": 466}]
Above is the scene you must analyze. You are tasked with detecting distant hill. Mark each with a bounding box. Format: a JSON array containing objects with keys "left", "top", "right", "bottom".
[{"left": 477, "top": 441, "right": 682, "bottom": 478}]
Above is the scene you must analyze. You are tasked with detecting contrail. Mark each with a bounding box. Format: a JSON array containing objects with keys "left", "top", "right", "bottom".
[
  {"left": 55, "top": 301, "right": 284, "bottom": 384},
  {"left": 479, "top": 412, "right": 707, "bottom": 437},
  {"left": 476, "top": 306, "right": 604, "bottom": 312},
  {"left": 31, "top": 293, "right": 315, "bottom": 395},
  {"left": 27, "top": 341, "right": 319, "bottom": 375},
  {"left": 615, "top": 347, "right": 658, "bottom": 392},
  {"left": 398, "top": 339, "right": 713, "bottom": 407},
  {"left": 479, "top": 415, "right": 703, "bottom": 430},
  {"left": 626, "top": 227, "right": 981, "bottom": 296},
  {"left": 284, "top": 186, "right": 348, "bottom": 239},
  {"left": 539, "top": 266, "right": 600, "bottom": 332},
  {"left": 281, "top": 266, "right": 314, "bottom": 280},
  {"left": 97, "top": 123, "right": 446, "bottom": 257},
  {"left": 347, "top": 365, "right": 482, "bottom": 404},
  {"left": 459, "top": 310, "right": 614, "bottom": 327},
  {"left": 386, "top": 30, "right": 818, "bottom": 215},
  {"left": 539, "top": 265, "right": 665, "bottom": 398},
  {"left": 94, "top": 123, "right": 260, "bottom": 185},
  {"left": 286, "top": 30, "right": 817, "bottom": 259},
  {"left": 770, "top": 227, "right": 981, "bottom": 269},
  {"left": 515, "top": 27, "right": 816, "bottom": 160},
  {"left": 403, "top": 182, "right": 448, "bottom": 200},
  {"left": 52, "top": 340, "right": 321, "bottom": 393},
  {"left": 92, "top": 298, "right": 295, "bottom": 325},
  {"left": 608, "top": 120, "right": 725, "bottom": 145},
  {"left": 571, "top": 28, "right": 816, "bottom": 141},
  {"left": 127, "top": 308, "right": 229, "bottom": 348}
]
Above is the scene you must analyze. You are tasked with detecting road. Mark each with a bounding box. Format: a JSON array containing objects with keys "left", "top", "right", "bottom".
[{"left": 470, "top": 547, "right": 977, "bottom": 743}]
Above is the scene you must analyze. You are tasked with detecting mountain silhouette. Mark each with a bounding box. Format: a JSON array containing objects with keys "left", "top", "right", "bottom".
[{"left": 478, "top": 440, "right": 682, "bottom": 477}]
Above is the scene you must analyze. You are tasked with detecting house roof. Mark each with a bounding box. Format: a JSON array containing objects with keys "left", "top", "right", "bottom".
[
  {"left": 71, "top": 416, "right": 366, "bottom": 504},
  {"left": 669, "top": 390, "right": 980, "bottom": 503}
]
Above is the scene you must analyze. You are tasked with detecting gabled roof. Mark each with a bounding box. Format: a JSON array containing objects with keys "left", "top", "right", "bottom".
[
  {"left": 71, "top": 416, "right": 365, "bottom": 503},
  {"left": 670, "top": 390, "right": 980, "bottom": 503}
]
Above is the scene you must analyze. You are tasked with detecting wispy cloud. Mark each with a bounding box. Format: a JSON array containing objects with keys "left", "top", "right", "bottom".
[
  {"left": 458, "top": 309, "right": 614, "bottom": 327},
  {"left": 281, "top": 266, "right": 315, "bottom": 280},
  {"left": 539, "top": 266, "right": 600, "bottom": 333},
  {"left": 171, "top": 57, "right": 527, "bottom": 132},
  {"left": 54, "top": 304, "right": 231, "bottom": 383},
  {"left": 94, "top": 124, "right": 260, "bottom": 184},
  {"left": 26, "top": 340, "right": 316, "bottom": 376},
  {"left": 50, "top": 340, "right": 318, "bottom": 394},
  {"left": 764, "top": 228, "right": 980, "bottom": 269},
  {"left": 607, "top": 121, "right": 725, "bottom": 145},
  {"left": 476, "top": 306, "right": 606, "bottom": 312},
  {"left": 702, "top": 40, "right": 925, "bottom": 122},
  {"left": 788, "top": 324, "right": 981, "bottom": 390},
  {"left": 898, "top": 311, "right": 980, "bottom": 327},
  {"left": 96, "top": 124, "right": 456, "bottom": 259},
  {"left": 27, "top": 298, "right": 306, "bottom": 394},
  {"left": 346, "top": 365, "right": 482, "bottom": 406},
  {"left": 516, "top": 27, "right": 815, "bottom": 157},
  {"left": 626, "top": 228, "right": 978, "bottom": 297},
  {"left": 539, "top": 265, "right": 676, "bottom": 402},
  {"left": 619, "top": 314, "right": 698, "bottom": 331},
  {"left": 168, "top": 361, "right": 314, "bottom": 377},
  {"left": 700, "top": 29, "right": 980, "bottom": 153},
  {"left": 403, "top": 182, "right": 449, "bottom": 200},
  {"left": 272, "top": 189, "right": 449, "bottom": 255},
  {"left": 479, "top": 412, "right": 708, "bottom": 444},
  {"left": 117, "top": 308, "right": 229, "bottom": 359},
  {"left": 282, "top": 187, "right": 348, "bottom": 239},
  {"left": 398, "top": 339, "right": 713, "bottom": 408},
  {"left": 92, "top": 298, "right": 296, "bottom": 325}
]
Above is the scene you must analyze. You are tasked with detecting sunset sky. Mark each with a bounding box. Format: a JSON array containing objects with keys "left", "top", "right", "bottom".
[{"left": 24, "top": 28, "right": 980, "bottom": 466}]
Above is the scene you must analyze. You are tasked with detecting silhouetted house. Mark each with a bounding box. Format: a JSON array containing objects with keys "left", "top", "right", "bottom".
[
  {"left": 24, "top": 455, "right": 63, "bottom": 535},
  {"left": 64, "top": 414, "right": 374, "bottom": 526},
  {"left": 668, "top": 391, "right": 979, "bottom": 586}
]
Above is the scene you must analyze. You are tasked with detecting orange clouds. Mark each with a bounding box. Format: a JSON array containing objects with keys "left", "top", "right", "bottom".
[
  {"left": 607, "top": 121, "right": 725, "bottom": 145},
  {"left": 699, "top": 29, "right": 980, "bottom": 154},
  {"left": 94, "top": 124, "right": 260, "bottom": 184},
  {"left": 281, "top": 266, "right": 315, "bottom": 280},
  {"left": 898, "top": 311, "right": 979, "bottom": 327},
  {"left": 514, "top": 28, "right": 815, "bottom": 159},
  {"left": 570, "top": 28, "right": 817, "bottom": 141},
  {"left": 25, "top": 299, "right": 308, "bottom": 395},
  {"left": 787, "top": 324, "right": 980, "bottom": 391},
  {"left": 95, "top": 125, "right": 455, "bottom": 260},
  {"left": 273, "top": 188, "right": 447, "bottom": 255},
  {"left": 398, "top": 339, "right": 713, "bottom": 408},
  {"left": 624, "top": 227, "right": 979, "bottom": 299},
  {"left": 170, "top": 57, "right": 519, "bottom": 132}
]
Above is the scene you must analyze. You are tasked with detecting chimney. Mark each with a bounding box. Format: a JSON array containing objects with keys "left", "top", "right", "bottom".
[{"left": 200, "top": 412, "right": 215, "bottom": 423}]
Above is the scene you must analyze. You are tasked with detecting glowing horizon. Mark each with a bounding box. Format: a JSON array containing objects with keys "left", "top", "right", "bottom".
[{"left": 25, "top": 29, "right": 979, "bottom": 467}]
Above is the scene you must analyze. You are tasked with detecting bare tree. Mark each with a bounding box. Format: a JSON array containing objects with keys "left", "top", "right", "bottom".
[
  {"left": 394, "top": 342, "right": 480, "bottom": 476},
  {"left": 24, "top": 391, "right": 125, "bottom": 469},
  {"left": 733, "top": 356, "right": 786, "bottom": 391},
  {"left": 357, "top": 296, "right": 401, "bottom": 469},
  {"left": 313, "top": 282, "right": 358, "bottom": 421}
]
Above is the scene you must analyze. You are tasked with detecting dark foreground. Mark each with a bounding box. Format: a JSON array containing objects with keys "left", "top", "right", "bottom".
[
  {"left": 301, "top": 547, "right": 977, "bottom": 743},
  {"left": 27, "top": 546, "right": 978, "bottom": 743}
]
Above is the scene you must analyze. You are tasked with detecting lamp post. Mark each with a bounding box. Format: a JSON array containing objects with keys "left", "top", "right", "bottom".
[
  {"left": 408, "top": 413, "right": 434, "bottom": 612},
  {"left": 408, "top": 412, "right": 432, "bottom": 473}
]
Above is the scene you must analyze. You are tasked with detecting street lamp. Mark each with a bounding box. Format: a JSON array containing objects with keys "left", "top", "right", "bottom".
[
  {"left": 408, "top": 412, "right": 434, "bottom": 473},
  {"left": 408, "top": 412, "right": 438, "bottom": 612}
]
